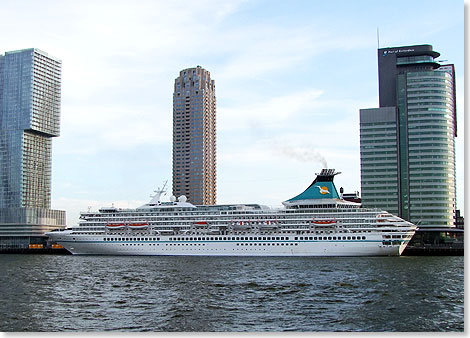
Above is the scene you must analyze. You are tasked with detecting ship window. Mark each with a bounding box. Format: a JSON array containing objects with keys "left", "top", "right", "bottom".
[
  {"left": 333, "top": 237, "right": 336, "bottom": 240},
  {"left": 347, "top": 237, "right": 351, "bottom": 240},
  {"left": 362, "top": 236, "right": 366, "bottom": 240},
  {"left": 352, "top": 236, "right": 356, "bottom": 240},
  {"left": 294, "top": 237, "right": 298, "bottom": 240},
  {"left": 328, "top": 237, "right": 332, "bottom": 240}
]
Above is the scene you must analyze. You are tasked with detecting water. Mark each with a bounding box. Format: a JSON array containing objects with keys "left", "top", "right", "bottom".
[{"left": 0, "top": 255, "right": 463, "bottom": 332}]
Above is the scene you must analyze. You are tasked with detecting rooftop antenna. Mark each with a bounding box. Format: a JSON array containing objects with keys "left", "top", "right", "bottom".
[{"left": 377, "top": 27, "right": 380, "bottom": 49}]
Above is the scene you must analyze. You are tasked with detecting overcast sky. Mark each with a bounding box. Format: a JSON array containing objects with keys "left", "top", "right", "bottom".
[{"left": 1, "top": 0, "right": 465, "bottom": 225}]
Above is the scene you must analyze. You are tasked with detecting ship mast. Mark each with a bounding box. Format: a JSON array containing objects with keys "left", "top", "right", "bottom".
[{"left": 149, "top": 180, "right": 168, "bottom": 204}]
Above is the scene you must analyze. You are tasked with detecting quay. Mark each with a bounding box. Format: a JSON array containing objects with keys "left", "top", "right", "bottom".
[{"left": 403, "top": 228, "right": 464, "bottom": 256}]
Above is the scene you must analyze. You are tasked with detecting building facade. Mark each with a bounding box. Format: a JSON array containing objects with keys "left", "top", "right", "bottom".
[
  {"left": 360, "top": 44, "right": 457, "bottom": 228},
  {"left": 0, "top": 48, "right": 65, "bottom": 249},
  {"left": 172, "top": 66, "right": 216, "bottom": 205}
]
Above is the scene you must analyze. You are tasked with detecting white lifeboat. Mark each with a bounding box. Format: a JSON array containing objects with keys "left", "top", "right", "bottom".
[
  {"left": 106, "top": 223, "right": 126, "bottom": 230},
  {"left": 128, "top": 223, "right": 149, "bottom": 230}
]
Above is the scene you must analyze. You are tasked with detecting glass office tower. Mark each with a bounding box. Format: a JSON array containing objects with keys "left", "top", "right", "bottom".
[
  {"left": 172, "top": 66, "right": 216, "bottom": 205},
  {"left": 360, "top": 45, "right": 457, "bottom": 228},
  {"left": 0, "top": 48, "right": 65, "bottom": 249}
]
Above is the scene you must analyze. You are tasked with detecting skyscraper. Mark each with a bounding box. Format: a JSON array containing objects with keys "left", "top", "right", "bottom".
[
  {"left": 0, "top": 48, "right": 65, "bottom": 249},
  {"left": 172, "top": 66, "right": 216, "bottom": 205},
  {"left": 360, "top": 44, "right": 457, "bottom": 228}
]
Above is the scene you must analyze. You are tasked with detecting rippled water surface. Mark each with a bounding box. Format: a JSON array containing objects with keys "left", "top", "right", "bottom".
[{"left": 0, "top": 255, "right": 463, "bottom": 332}]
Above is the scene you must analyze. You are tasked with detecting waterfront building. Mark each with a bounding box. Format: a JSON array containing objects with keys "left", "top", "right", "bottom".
[
  {"left": 0, "top": 48, "right": 65, "bottom": 249},
  {"left": 172, "top": 66, "right": 216, "bottom": 205},
  {"left": 360, "top": 44, "right": 457, "bottom": 228}
]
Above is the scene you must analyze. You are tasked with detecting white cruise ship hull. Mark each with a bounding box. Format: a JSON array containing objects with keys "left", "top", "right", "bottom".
[{"left": 52, "top": 232, "right": 410, "bottom": 257}]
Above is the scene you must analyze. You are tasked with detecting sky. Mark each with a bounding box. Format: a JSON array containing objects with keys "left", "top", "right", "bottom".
[{"left": 0, "top": 0, "right": 465, "bottom": 226}]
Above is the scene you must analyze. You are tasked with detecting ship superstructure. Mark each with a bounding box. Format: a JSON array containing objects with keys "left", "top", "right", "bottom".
[{"left": 46, "top": 169, "right": 416, "bottom": 256}]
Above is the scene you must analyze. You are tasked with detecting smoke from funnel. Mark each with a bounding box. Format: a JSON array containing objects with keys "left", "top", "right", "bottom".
[{"left": 275, "top": 145, "right": 328, "bottom": 168}]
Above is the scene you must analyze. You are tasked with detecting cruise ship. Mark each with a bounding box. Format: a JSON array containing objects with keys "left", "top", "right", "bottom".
[{"left": 46, "top": 169, "right": 417, "bottom": 256}]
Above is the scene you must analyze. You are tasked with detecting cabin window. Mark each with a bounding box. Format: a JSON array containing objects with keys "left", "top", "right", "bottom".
[
  {"left": 328, "top": 237, "right": 332, "bottom": 240},
  {"left": 347, "top": 237, "right": 351, "bottom": 240}
]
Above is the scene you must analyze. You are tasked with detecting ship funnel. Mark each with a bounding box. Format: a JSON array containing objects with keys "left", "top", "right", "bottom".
[{"left": 283, "top": 169, "right": 341, "bottom": 206}]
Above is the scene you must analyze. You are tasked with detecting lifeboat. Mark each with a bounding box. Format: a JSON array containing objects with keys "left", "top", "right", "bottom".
[
  {"left": 128, "top": 223, "right": 149, "bottom": 230},
  {"left": 106, "top": 223, "right": 126, "bottom": 229},
  {"left": 194, "top": 221, "right": 208, "bottom": 225},
  {"left": 312, "top": 219, "right": 336, "bottom": 225}
]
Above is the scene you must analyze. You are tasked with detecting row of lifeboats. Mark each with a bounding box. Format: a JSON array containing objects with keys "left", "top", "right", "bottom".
[
  {"left": 228, "top": 219, "right": 337, "bottom": 226},
  {"left": 107, "top": 218, "right": 337, "bottom": 230},
  {"left": 106, "top": 223, "right": 148, "bottom": 230}
]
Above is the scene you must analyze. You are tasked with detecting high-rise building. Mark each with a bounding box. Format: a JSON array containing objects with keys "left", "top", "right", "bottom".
[
  {"left": 0, "top": 48, "right": 66, "bottom": 249},
  {"left": 360, "top": 44, "right": 457, "bottom": 228},
  {"left": 172, "top": 66, "right": 216, "bottom": 205}
]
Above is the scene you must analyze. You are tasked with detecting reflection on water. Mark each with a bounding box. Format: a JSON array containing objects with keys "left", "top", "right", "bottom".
[{"left": 0, "top": 255, "right": 463, "bottom": 332}]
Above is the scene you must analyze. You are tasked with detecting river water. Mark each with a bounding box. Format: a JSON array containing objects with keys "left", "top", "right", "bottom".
[{"left": 0, "top": 254, "right": 463, "bottom": 332}]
